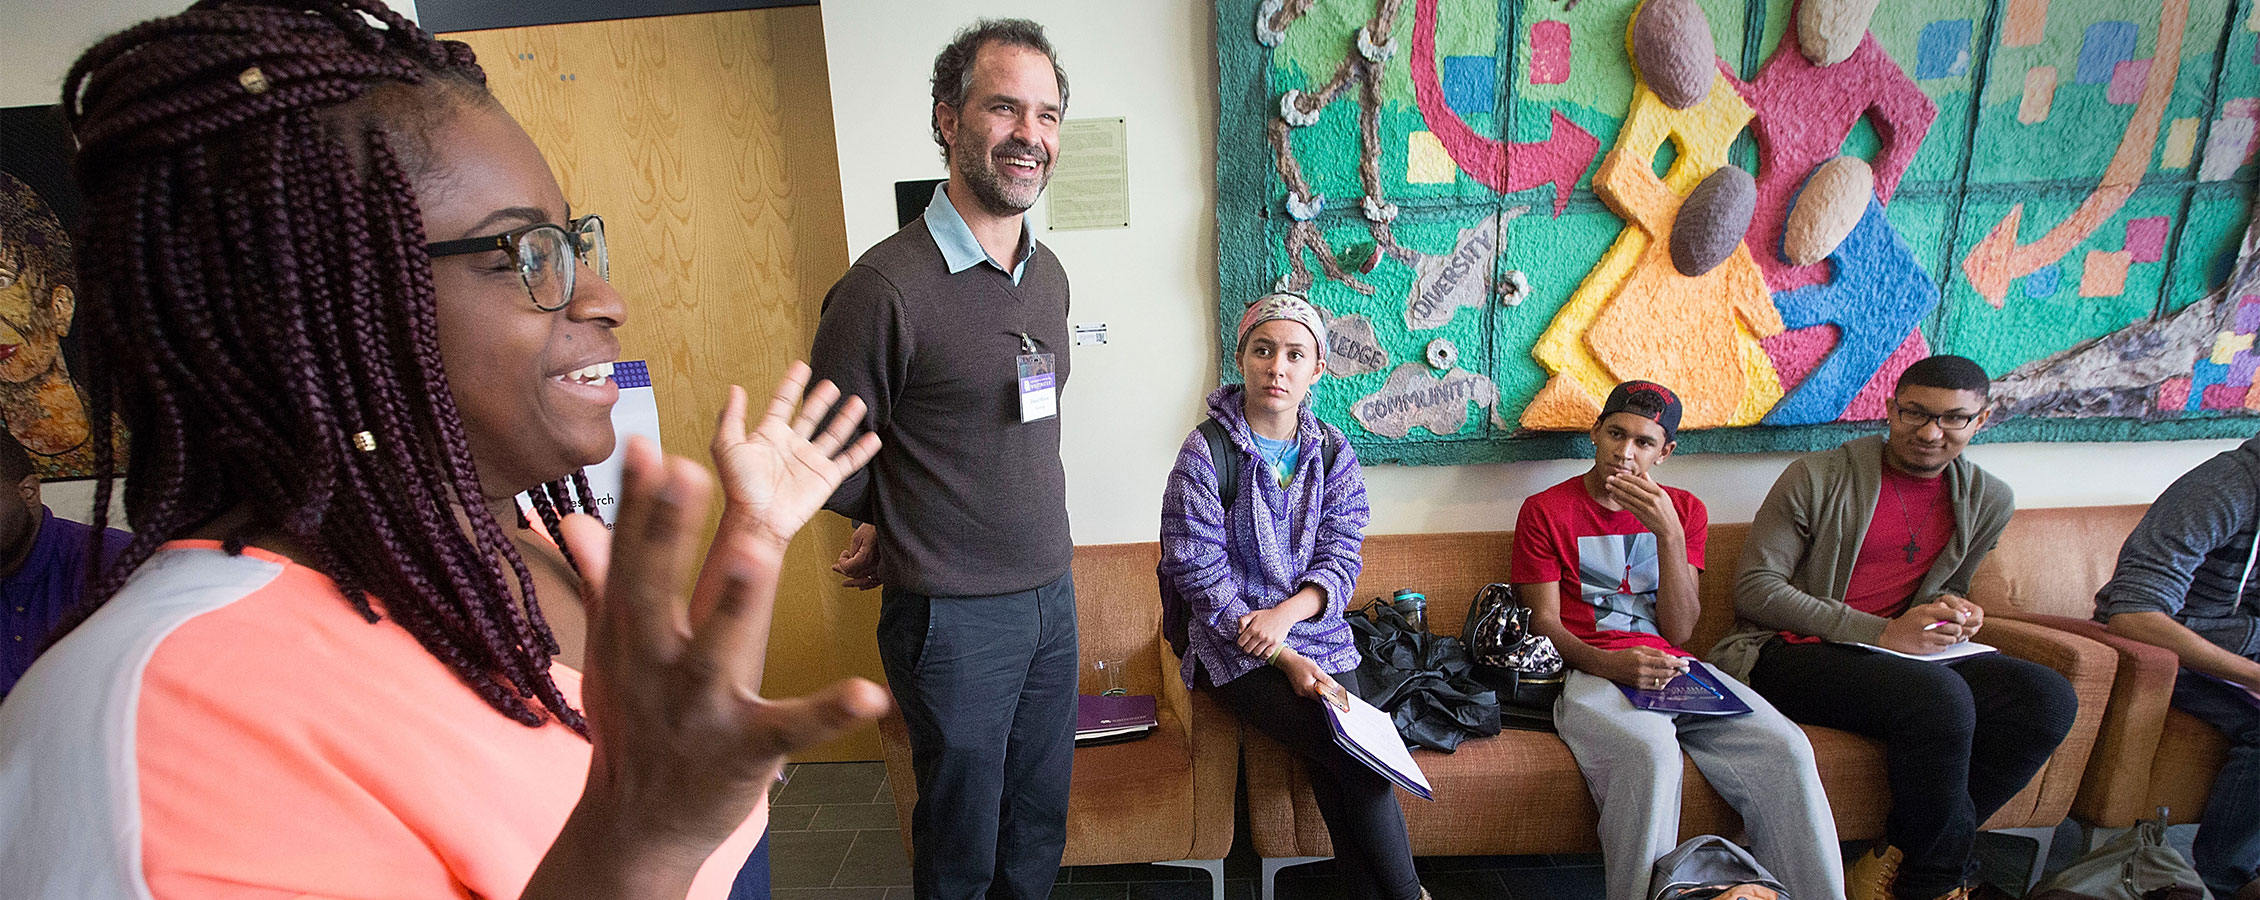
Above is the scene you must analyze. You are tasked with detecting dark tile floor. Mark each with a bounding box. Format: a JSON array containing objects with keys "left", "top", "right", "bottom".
[{"left": 768, "top": 761, "right": 2188, "bottom": 900}]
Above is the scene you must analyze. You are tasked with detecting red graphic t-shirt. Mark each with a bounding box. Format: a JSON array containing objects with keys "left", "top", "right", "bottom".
[
  {"left": 1511, "top": 475, "right": 1709, "bottom": 656},
  {"left": 1780, "top": 459, "right": 1954, "bottom": 643}
]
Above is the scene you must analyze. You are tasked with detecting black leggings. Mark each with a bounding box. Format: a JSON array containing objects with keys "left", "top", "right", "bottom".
[
  {"left": 1206, "top": 665, "right": 1420, "bottom": 900},
  {"left": 1750, "top": 640, "right": 2078, "bottom": 900}
]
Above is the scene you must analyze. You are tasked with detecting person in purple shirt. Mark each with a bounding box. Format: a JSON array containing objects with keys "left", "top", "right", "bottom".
[
  {"left": 0, "top": 430, "right": 129, "bottom": 699},
  {"left": 1160, "top": 293, "right": 1423, "bottom": 900}
]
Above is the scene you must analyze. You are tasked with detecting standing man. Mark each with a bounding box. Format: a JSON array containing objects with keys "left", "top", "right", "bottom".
[
  {"left": 809, "top": 19, "right": 1075, "bottom": 900},
  {"left": 1711, "top": 354, "right": 2077, "bottom": 900},
  {"left": 2095, "top": 438, "right": 2260, "bottom": 900},
  {"left": 0, "top": 429, "right": 128, "bottom": 699}
]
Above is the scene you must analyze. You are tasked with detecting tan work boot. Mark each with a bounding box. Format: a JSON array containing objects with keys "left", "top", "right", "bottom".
[{"left": 1844, "top": 844, "right": 1902, "bottom": 900}]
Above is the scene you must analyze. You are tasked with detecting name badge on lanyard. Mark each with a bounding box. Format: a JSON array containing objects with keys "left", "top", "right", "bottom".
[{"left": 1016, "top": 332, "right": 1057, "bottom": 423}]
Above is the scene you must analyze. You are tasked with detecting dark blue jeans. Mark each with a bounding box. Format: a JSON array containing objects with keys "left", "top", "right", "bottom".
[
  {"left": 2173, "top": 671, "right": 2260, "bottom": 898},
  {"left": 879, "top": 573, "right": 1078, "bottom": 900},
  {"left": 726, "top": 833, "right": 771, "bottom": 900},
  {"left": 1751, "top": 641, "right": 2078, "bottom": 900}
]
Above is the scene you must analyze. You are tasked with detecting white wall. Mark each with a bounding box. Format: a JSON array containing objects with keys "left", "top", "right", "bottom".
[
  {"left": 4, "top": 0, "right": 419, "bottom": 524},
  {"left": 817, "top": 0, "right": 2244, "bottom": 545},
  {"left": 2, "top": 0, "right": 421, "bottom": 108}
]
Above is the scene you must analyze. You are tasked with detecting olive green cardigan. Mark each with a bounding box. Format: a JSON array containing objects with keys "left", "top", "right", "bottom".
[{"left": 1708, "top": 435, "right": 2015, "bottom": 682}]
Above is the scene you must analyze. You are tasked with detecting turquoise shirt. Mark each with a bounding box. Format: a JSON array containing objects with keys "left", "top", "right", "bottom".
[
  {"left": 923, "top": 183, "right": 1034, "bottom": 285},
  {"left": 1249, "top": 431, "right": 1301, "bottom": 488}
]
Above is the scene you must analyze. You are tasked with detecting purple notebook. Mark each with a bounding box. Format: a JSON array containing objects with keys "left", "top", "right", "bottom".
[
  {"left": 1616, "top": 660, "right": 1753, "bottom": 717},
  {"left": 1076, "top": 694, "right": 1158, "bottom": 742}
]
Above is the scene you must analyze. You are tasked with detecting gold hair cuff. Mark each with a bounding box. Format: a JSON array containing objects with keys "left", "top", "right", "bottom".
[
  {"left": 352, "top": 431, "right": 376, "bottom": 452},
  {"left": 238, "top": 66, "right": 271, "bottom": 95}
]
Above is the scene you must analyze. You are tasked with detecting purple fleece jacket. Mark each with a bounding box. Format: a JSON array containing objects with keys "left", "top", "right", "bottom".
[{"left": 1160, "top": 385, "right": 1370, "bottom": 688}]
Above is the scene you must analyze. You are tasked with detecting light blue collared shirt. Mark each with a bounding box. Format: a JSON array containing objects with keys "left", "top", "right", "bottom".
[{"left": 924, "top": 183, "right": 1034, "bottom": 285}]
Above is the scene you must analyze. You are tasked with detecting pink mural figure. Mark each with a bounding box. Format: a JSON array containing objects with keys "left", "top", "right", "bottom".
[
  {"left": 1739, "top": 0, "right": 1937, "bottom": 293},
  {"left": 1522, "top": 0, "right": 1785, "bottom": 429},
  {"left": 1736, "top": 0, "right": 1939, "bottom": 418}
]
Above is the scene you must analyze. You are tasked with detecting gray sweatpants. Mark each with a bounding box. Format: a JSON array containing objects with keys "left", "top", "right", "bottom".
[{"left": 1556, "top": 667, "right": 1846, "bottom": 900}]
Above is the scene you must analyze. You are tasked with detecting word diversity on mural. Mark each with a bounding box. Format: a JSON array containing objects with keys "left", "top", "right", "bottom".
[{"left": 1215, "top": 0, "right": 2260, "bottom": 463}]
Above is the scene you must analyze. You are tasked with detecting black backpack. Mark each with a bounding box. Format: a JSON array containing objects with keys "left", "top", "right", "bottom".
[
  {"left": 1159, "top": 418, "right": 1339, "bottom": 659},
  {"left": 1649, "top": 835, "right": 1788, "bottom": 900}
]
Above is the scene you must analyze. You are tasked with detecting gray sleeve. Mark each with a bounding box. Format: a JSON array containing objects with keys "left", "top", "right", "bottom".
[
  {"left": 1734, "top": 457, "right": 1891, "bottom": 644},
  {"left": 809, "top": 265, "right": 911, "bottom": 522},
  {"left": 2097, "top": 453, "right": 2260, "bottom": 619}
]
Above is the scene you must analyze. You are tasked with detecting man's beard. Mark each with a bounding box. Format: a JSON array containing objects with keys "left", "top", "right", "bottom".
[{"left": 954, "top": 138, "right": 1052, "bottom": 217}]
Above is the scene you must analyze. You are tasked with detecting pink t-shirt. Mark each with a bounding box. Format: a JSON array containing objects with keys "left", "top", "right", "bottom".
[
  {"left": 1779, "top": 463, "right": 1954, "bottom": 644},
  {"left": 0, "top": 541, "right": 764, "bottom": 899}
]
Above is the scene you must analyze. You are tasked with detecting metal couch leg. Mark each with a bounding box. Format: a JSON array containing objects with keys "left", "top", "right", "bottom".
[
  {"left": 1155, "top": 859, "right": 1226, "bottom": 900},
  {"left": 1986, "top": 825, "right": 2057, "bottom": 889},
  {"left": 1261, "top": 856, "right": 1331, "bottom": 900}
]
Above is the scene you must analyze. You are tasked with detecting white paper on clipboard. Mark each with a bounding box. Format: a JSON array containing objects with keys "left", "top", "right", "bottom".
[{"left": 1325, "top": 691, "right": 1434, "bottom": 801}]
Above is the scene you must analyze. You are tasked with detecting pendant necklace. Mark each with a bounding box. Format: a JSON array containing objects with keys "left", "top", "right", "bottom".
[
  {"left": 1886, "top": 476, "right": 1941, "bottom": 564},
  {"left": 1254, "top": 436, "right": 1294, "bottom": 486}
]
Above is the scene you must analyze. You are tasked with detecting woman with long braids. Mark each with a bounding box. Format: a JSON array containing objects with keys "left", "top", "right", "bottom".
[{"left": 0, "top": 0, "right": 890, "bottom": 896}]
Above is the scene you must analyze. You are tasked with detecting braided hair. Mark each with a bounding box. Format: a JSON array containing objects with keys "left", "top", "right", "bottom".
[{"left": 62, "top": 0, "right": 587, "bottom": 731}]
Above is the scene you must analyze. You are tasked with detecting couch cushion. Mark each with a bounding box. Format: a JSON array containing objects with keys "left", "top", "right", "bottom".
[
  {"left": 1400, "top": 723, "right": 1886, "bottom": 852},
  {"left": 1062, "top": 703, "right": 1198, "bottom": 863},
  {"left": 1693, "top": 524, "right": 1749, "bottom": 655},
  {"left": 1071, "top": 542, "right": 1168, "bottom": 697},
  {"left": 2148, "top": 708, "right": 2233, "bottom": 825},
  {"left": 1245, "top": 720, "right": 1896, "bottom": 858},
  {"left": 1967, "top": 506, "right": 2149, "bottom": 618},
  {"left": 1350, "top": 532, "right": 1517, "bottom": 637}
]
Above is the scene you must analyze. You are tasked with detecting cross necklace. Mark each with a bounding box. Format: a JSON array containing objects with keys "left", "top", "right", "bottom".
[{"left": 1886, "top": 477, "right": 1942, "bottom": 564}]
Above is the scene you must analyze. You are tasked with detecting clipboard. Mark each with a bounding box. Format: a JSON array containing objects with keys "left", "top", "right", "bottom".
[{"left": 1323, "top": 687, "right": 1435, "bottom": 801}]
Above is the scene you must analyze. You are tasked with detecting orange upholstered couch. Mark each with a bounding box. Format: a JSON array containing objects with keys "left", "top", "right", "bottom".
[
  {"left": 1240, "top": 523, "right": 2117, "bottom": 892},
  {"left": 874, "top": 542, "right": 1239, "bottom": 897},
  {"left": 1967, "top": 505, "right": 2235, "bottom": 838}
]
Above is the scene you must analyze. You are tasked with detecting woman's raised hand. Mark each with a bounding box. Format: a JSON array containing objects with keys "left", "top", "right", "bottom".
[
  {"left": 710, "top": 361, "right": 881, "bottom": 553},
  {"left": 526, "top": 430, "right": 889, "bottom": 898}
]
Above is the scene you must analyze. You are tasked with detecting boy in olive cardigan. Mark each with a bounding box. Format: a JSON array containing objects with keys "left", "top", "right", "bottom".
[{"left": 1714, "top": 355, "right": 2076, "bottom": 900}]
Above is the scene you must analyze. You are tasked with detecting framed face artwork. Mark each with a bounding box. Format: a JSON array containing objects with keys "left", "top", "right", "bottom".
[{"left": 1, "top": 103, "right": 126, "bottom": 480}]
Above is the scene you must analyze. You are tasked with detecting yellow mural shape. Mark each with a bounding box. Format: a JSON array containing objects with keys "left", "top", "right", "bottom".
[
  {"left": 1584, "top": 150, "right": 1785, "bottom": 428},
  {"left": 2165, "top": 117, "right": 2201, "bottom": 169},
  {"left": 1407, "top": 131, "right": 1460, "bottom": 184},
  {"left": 2213, "top": 330, "right": 2254, "bottom": 365},
  {"left": 1524, "top": 65, "right": 1781, "bottom": 429}
]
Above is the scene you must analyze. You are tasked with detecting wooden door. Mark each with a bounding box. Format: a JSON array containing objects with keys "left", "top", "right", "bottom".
[{"left": 448, "top": 6, "right": 883, "bottom": 761}]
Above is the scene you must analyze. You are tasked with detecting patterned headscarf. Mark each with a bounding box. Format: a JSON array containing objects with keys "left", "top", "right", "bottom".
[{"left": 1235, "top": 293, "right": 1328, "bottom": 353}]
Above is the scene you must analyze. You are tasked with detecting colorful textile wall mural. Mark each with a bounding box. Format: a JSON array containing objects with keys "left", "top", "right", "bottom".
[{"left": 1216, "top": 0, "right": 2260, "bottom": 463}]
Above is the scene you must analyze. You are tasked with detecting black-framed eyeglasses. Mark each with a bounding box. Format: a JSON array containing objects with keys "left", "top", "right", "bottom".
[
  {"left": 1890, "top": 402, "right": 1980, "bottom": 431},
  {"left": 424, "top": 215, "right": 607, "bottom": 312}
]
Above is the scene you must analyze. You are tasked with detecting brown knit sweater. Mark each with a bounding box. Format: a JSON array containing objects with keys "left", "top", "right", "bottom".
[{"left": 810, "top": 220, "right": 1073, "bottom": 597}]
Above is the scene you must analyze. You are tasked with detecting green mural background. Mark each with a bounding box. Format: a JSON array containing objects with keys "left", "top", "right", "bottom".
[{"left": 1217, "top": 0, "right": 2260, "bottom": 463}]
